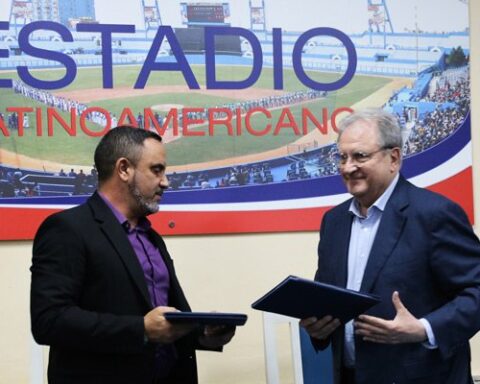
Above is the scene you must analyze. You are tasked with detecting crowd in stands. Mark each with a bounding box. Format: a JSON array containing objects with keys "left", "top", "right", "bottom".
[
  {"left": 403, "top": 106, "right": 467, "bottom": 155},
  {"left": 168, "top": 163, "right": 273, "bottom": 190},
  {"left": 0, "top": 167, "right": 31, "bottom": 197},
  {"left": 166, "top": 146, "right": 341, "bottom": 190},
  {"left": 403, "top": 71, "right": 469, "bottom": 156},
  {"left": 314, "top": 145, "right": 340, "bottom": 177},
  {"left": 0, "top": 164, "right": 98, "bottom": 198},
  {"left": 286, "top": 160, "right": 311, "bottom": 181},
  {"left": 59, "top": 167, "right": 98, "bottom": 194},
  {"left": 421, "top": 72, "right": 469, "bottom": 105}
]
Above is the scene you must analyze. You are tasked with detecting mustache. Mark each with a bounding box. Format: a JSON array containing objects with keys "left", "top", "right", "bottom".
[{"left": 343, "top": 170, "right": 363, "bottom": 179}]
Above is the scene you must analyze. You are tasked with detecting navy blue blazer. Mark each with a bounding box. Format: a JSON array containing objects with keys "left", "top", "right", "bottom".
[{"left": 315, "top": 175, "right": 480, "bottom": 384}]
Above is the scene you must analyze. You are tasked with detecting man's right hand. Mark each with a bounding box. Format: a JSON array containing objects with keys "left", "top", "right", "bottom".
[
  {"left": 299, "top": 315, "right": 341, "bottom": 340},
  {"left": 144, "top": 306, "right": 196, "bottom": 344}
]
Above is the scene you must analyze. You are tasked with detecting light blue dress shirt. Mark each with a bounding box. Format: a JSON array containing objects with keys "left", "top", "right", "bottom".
[{"left": 342, "top": 174, "right": 436, "bottom": 367}]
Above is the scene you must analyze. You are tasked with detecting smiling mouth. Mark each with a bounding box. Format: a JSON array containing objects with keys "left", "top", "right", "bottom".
[{"left": 344, "top": 174, "right": 362, "bottom": 181}]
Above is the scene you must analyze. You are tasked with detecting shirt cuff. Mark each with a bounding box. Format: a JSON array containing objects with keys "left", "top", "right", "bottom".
[{"left": 419, "top": 318, "right": 437, "bottom": 349}]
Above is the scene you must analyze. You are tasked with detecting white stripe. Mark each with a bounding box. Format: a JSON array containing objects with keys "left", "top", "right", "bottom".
[
  {"left": 157, "top": 193, "right": 353, "bottom": 212},
  {"left": 408, "top": 142, "right": 471, "bottom": 187},
  {"left": 0, "top": 203, "right": 77, "bottom": 210}
]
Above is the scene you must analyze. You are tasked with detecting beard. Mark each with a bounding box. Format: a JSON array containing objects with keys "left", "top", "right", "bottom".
[{"left": 128, "top": 176, "right": 161, "bottom": 216}]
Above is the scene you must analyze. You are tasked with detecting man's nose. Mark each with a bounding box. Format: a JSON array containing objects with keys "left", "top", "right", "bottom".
[
  {"left": 341, "top": 159, "right": 359, "bottom": 174},
  {"left": 161, "top": 174, "right": 169, "bottom": 189}
]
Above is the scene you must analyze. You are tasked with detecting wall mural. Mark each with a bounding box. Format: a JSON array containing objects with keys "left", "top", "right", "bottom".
[{"left": 0, "top": 0, "right": 471, "bottom": 239}]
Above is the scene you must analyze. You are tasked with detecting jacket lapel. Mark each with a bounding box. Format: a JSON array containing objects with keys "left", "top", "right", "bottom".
[
  {"left": 336, "top": 209, "right": 354, "bottom": 288},
  {"left": 360, "top": 177, "right": 409, "bottom": 293},
  {"left": 88, "top": 193, "right": 152, "bottom": 309}
]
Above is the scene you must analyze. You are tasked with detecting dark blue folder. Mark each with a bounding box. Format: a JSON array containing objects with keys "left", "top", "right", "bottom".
[
  {"left": 164, "top": 312, "right": 247, "bottom": 326},
  {"left": 252, "top": 276, "right": 381, "bottom": 323}
]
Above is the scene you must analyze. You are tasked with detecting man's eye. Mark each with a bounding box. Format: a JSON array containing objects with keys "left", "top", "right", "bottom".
[{"left": 354, "top": 152, "right": 369, "bottom": 161}]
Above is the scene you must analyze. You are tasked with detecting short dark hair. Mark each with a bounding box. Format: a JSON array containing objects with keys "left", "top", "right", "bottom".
[{"left": 94, "top": 126, "right": 162, "bottom": 183}]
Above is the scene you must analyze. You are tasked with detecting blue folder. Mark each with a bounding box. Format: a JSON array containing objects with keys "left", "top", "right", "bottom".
[
  {"left": 164, "top": 312, "right": 247, "bottom": 326},
  {"left": 252, "top": 276, "right": 381, "bottom": 323}
]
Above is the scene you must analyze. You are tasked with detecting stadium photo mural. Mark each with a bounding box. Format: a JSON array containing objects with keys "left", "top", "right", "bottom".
[{"left": 0, "top": 0, "right": 472, "bottom": 239}]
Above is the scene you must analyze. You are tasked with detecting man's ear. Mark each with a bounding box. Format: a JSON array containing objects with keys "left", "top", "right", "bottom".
[
  {"left": 390, "top": 147, "right": 402, "bottom": 171},
  {"left": 116, "top": 158, "right": 132, "bottom": 182}
]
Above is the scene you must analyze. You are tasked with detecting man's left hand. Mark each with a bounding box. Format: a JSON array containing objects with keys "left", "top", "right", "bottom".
[
  {"left": 199, "top": 325, "right": 236, "bottom": 348},
  {"left": 354, "top": 291, "right": 427, "bottom": 344}
]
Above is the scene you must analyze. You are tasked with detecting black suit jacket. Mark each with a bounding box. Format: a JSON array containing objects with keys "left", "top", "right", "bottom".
[
  {"left": 314, "top": 176, "right": 480, "bottom": 384},
  {"left": 31, "top": 192, "right": 202, "bottom": 384}
]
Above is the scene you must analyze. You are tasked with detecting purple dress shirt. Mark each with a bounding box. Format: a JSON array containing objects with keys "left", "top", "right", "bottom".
[{"left": 99, "top": 193, "right": 176, "bottom": 378}]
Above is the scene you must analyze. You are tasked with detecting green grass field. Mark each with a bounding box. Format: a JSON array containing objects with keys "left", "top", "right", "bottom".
[{"left": 0, "top": 65, "right": 390, "bottom": 167}]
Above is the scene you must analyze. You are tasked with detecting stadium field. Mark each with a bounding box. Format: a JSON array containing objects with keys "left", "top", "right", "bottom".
[{"left": 0, "top": 64, "right": 391, "bottom": 168}]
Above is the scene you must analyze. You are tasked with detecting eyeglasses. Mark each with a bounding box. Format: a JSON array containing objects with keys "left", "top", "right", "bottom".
[{"left": 334, "top": 147, "right": 392, "bottom": 166}]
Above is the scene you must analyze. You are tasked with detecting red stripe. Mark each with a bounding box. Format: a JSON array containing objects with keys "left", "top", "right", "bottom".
[
  {"left": 0, "top": 167, "right": 474, "bottom": 240},
  {"left": 150, "top": 206, "right": 331, "bottom": 235},
  {"left": 426, "top": 167, "right": 474, "bottom": 224},
  {"left": 0, "top": 208, "right": 60, "bottom": 240}
]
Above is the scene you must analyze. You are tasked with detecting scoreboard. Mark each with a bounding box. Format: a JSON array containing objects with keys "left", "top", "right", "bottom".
[
  {"left": 181, "top": 3, "right": 230, "bottom": 25},
  {"left": 187, "top": 5, "right": 225, "bottom": 23},
  {"left": 177, "top": 2, "right": 238, "bottom": 54},
  {"left": 174, "top": 27, "right": 242, "bottom": 55}
]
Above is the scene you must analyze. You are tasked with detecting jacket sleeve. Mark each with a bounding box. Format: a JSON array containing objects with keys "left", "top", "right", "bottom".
[
  {"left": 30, "top": 213, "right": 146, "bottom": 354},
  {"left": 424, "top": 199, "right": 480, "bottom": 360}
]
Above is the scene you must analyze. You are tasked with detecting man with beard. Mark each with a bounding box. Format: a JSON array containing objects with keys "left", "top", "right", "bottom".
[
  {"left": 31, "top": 126, "right": 236, "bottom": 384},
  {"left": 300, "top": 109, "right": 480, "bottom": 384}
]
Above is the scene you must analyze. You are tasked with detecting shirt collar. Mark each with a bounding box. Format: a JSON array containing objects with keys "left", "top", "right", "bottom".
[
  {"left": 348, "top": 173, "right": 400, "bottom": 218},
  {"left": 98, "top": 191, "right": 151, "bottom": 232}
]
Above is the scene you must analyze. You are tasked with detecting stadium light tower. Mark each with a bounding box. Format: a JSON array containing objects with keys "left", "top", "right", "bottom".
[
  {"left": 9, "top": 0, "right": 35, "bottom": 34},
  {"left": 367, "top": 0, "right": 394, "bottom": 48},
  {"left": 249, "top": 0, "right": 266, "bottom": 32},
  {"left": 141, "top": 0, "right": 163, "bottom": 34}
]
